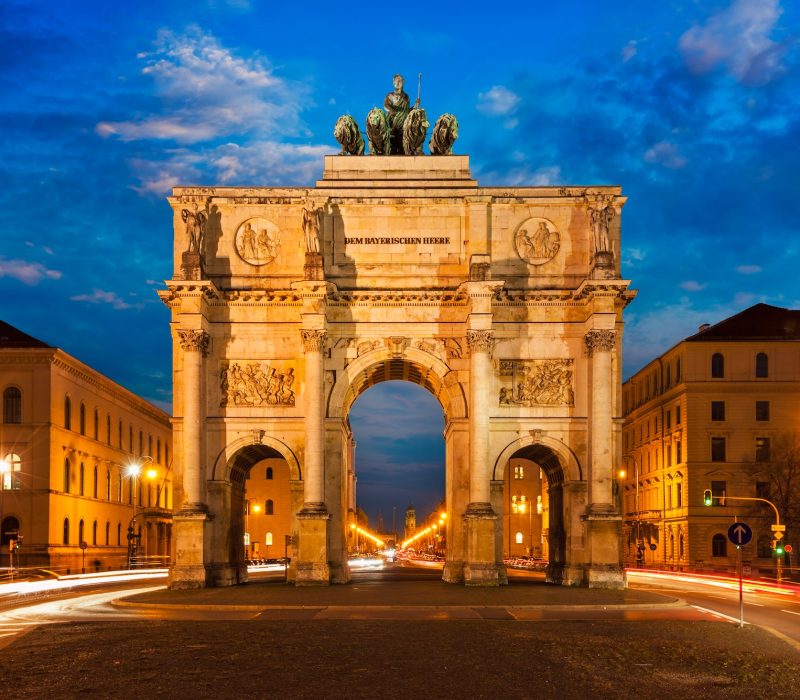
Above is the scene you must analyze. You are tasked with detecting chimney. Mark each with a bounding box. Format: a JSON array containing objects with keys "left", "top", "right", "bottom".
[{"left": 699, "top": 323, "right": 711, "bottom": 332}]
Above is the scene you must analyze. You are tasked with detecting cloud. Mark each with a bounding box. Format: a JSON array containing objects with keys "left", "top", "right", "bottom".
[
  {"left": 679, "top": 0, "right": 787, "bottom": 85},
  {"left": 679, "top": 280, "right": 707, "bottom": 292},
  {"left": 643, "top": 141, "right": 687, "bottom": 169},
  {"left": 0, "top": 258, "right": 62, "bottom": 285},
  {"left": 736, "top": 264, "right": 762, "bottom": 274},
  {"left": 96, "top": 27, "right": 310, "bottom": 144},
  {"left": 70, "top": 289, "right": 133, "bottom": 310},
  {"left": 622, "top": 41, "right": 638, "bottom": 63},
  {"left": 477, "top": 85, "right": 520, "bottom": 117}
]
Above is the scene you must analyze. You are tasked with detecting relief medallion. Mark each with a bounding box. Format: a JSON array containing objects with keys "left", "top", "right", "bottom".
[
  {"left": 514, "top": 218, "right": 560, "bottom": 265},
  {"left": 234, "top": 218, "right": 281, "bottom": 266}
]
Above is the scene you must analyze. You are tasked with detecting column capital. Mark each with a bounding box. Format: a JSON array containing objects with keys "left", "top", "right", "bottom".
[
  {"left": 301, "top": 329, "right": 328, "bottom": 353},
  {"left": 177, "top": 329, "right": 210, "bottom": 355},
  {"left": 466, "top": 329, "right": 495, "bottom": 357},
  {"left": 584, "top": 329, "right": 616, "bottom": 356}
]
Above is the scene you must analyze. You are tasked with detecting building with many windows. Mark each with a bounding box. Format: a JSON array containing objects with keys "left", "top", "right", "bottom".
[
  {"left": 621, "top": 304, "right": 800, "bottom": 574},
  {"left": 0, "top": 321, "right": 172, "bottom": 574}
]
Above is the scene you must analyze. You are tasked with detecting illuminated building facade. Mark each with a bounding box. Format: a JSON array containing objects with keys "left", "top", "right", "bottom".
[
  {"left": 621, "top": 304, "right": 800, "bottom": 574},
  {"left": 0, "top": 321, "right": 172, "bottom": 573}
]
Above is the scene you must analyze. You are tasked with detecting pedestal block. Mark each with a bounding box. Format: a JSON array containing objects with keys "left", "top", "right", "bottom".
[
  {"left": 169, "top": 512, "right": 210, "bottom": 589},
  {"left": 463, "top": 504, "right": 501, "bottom": 586},
  {"left": 295, "top": 509, "right": 330, "bottom": 585},
  {"left": 583, "top": 509, "right": 625, "bottom": 589}
]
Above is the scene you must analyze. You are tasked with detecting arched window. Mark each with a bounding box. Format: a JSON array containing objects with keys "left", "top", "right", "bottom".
[
  {"left": 106, "top": 469, "right": 111, "bottom": 500},
  {"left": 711, "top": 353, "right": 724, "bottom": 378},
  {"left": 266, "top": 467, "right": 273, "bottom": 480},
  {"left": 3, "top": 387, "right": 21, "bottom": 424},
  {"left": 93, "top": 408, "right": 99, "bottom": 439},
  {"left": 755, "top": 352, "right": 769, "bottom": 378},
  {"left": 676, "top": 358, "right": 681, "bottom": 381},
  {"left": 148, "top": 434, "right": 153, "bottom": 458},
  {"left": 165, "top": 444, "right": 169, "bottom": 468},
  {"left": 665, "top": 366, "right": 671, "bottom": 388},
  {"left": 0, "top": 516, "right": 20, "bottom": 545},
  {"left": 64, "top": 395, "right": 72, "bottom": 429},
  {"left": 79, "top": 403, "right": 86, "bottom": 435},
  {"left": 93, "top": 466, "right": 98, "bottom": 498},
  {"left": 711, "top": 533, "right": 727, "bottom": 557},
  {"left": 63, "top": 517, "right": 70, "bottom": 545},
  {"left": 157, "top": 438, "right": 162, "bottom": 463},
  {"left": 117, "top": 523, "right": 122, "bottom": 546},
  {"left": 64, "top": 458, "right": 71, "bottom": 493},
  {"left": 105, "top": 521, "right": 110, "bottom": 546},
  {"left": 92, "top": 520, "right": 98, "bottom": 545},
  {"left": 265, "top": 532, "right": 273, "bottom": 546},
  {"left": 79, "top": 462, "right": 85, "bottom": 496},
  {"left": 139, "top": 430, "right": 143, "bottom": 456},
  {"left": 515, "top": 531, "right": 524, "bottom": 544},
  {"left": 118, "top": 420, "right": 123, "bottom": 448},
  {"left": 679, "top": 533, "right": 685, "bottom": 559},
  {"left": 106, "top": 415, "right": 111, "bottom": 444},
  {"left": 669, "top": 533, "right": 675, "bottom": 560},
  {"left": 129, "top": 425, "right": 133, "bottom": 453},
  {"left": 265, "top": 499, "right": 274, "bottom": 515},
  {"left": 78, "top": 519, "right": 85, "bottom": 545},
  {"left": 2, "top": 453, "right": 21, "bottom": 490}
]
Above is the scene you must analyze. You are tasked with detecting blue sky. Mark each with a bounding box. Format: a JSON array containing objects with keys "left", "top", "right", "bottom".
[{"left": 2, "top": 1, "right": 798, "bottom": 523}]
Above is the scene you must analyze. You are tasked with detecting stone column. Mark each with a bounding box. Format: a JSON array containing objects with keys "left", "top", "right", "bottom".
[
  {"left": 463, "top": 329, "right": 500, "bottom": 585},
  {"left": 177, "top": 329, "right": 209, "bottom": 511},
  {"left": 583, "top": 328, "right": 624, "bottom": 588},
  {"left": 170, "top": 328, "right": 210, "bottom": 590},
  {"left": 296, "top": 328, "right": 330, "bottom": 585}
]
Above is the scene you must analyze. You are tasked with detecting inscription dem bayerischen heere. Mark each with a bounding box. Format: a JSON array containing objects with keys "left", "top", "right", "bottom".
[{"left": 344, "top": 236, "right": 450, "bottom": 245}]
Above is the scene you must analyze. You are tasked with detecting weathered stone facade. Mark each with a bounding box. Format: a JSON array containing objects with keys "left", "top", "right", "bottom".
[{"left": 159, "top": 155, "right": 635, "bottom": 589}]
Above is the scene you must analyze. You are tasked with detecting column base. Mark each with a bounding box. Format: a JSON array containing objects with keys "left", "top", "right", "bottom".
[
  {"left": 463, "top": 503, "right": 502, "bottom": 586},
  {"left": 582, "top": 508, "right": 625, "bottom": 590},
  {"left": 584, "top": 564, "right": 626, "bottom": 589},
  {"left": 295, "top": 505, "right": 330, "bottom": 586},
  {"left": 329, "top": 560, "right": 352, "bottom": 584},
  {"left": 169, "top": 511, "right": 210, "bottom": 590},
  {"left": 206, "top": 563, "right": 243, "bottom": 588},
  {"left": 442, "top": 560, "right": 464, "bottom": 584}
]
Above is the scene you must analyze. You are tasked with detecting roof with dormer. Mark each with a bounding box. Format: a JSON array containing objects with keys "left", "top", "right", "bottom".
[{"left": 685, "top": 303, "right": 800, "bottom": 342}]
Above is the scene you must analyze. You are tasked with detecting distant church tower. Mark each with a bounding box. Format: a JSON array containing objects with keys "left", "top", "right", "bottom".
[{"left": 404, "top": 504, "right": 416, "bottom": 541}]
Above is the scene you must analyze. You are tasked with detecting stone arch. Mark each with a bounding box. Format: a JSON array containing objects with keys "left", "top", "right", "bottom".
[
  {"left": 210, "top": 432, "right": 301, "bottom": 484},
  {"left": 328, "top": 345, "right": 466, "bottom": 421},
  {"left": 492, "top": 434, "right": 582, "bottom": 484}
]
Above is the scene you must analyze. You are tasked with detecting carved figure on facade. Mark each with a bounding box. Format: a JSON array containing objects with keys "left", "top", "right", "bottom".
[
  {"left": 181, "top": 203, "right": 207, "bottom": 255},
  {"left": 514, "top": 218, "right": 560, "bottom": 265},
  {"left": 444, "top": 337, "right": 463, "bottom": 359},
  {"left": 357, "top": 339, "right": 383, "bottom": 356},
  {"left": 177, "top": 329, "right": 209, "bottom": 355},
  {"left": 584, "top": 329, "right": 617, "bottom": 355},
  {"left": 384, "top": 74, "right": 419, "bottom": 155},
  {"left": 220, "top": 362, "right": 295, "bottom": 407},
  {"left": 334, "top": 115, "right": 365, "bottom": 156},
  {"left": 301, "top": 205, "right": 323, "bottom": 254},
  {"left": 584, "top": 193, "right": 616, "bottom": 257},
  {"left": 366, "top": 107, "right": 392, "bottom": 156},
  {"left": 429, "top": 114, "right": 459, "bottom": 155},
  {"left": 413, "top": 338, "right": 446, "bottom": 360},
  {"left": 402, "top": 108, "right": 429, "bottom": 156},
  {"left": 234, "top": 218, "right": 281, "bottom": 266},
  {"left": 498, "top": 359, "right": 575, "bottom": 406}
]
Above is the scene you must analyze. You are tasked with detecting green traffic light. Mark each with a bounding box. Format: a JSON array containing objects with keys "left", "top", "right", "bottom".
[
  {"left": 703, "top": 489, "right": 713, "bottom": 506},
  {"left": 776, "top": 543, "right": 785, "bottom": 556}
]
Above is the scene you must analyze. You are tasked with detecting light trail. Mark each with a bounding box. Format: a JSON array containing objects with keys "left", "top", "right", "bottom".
[
  {"left": 627, "top": 569, "right": 799, "bottom": 598},
  {"left": 0, "top": 569, "right": 167, "bottom": 599}
]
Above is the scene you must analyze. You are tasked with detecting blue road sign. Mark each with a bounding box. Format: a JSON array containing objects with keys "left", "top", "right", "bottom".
[{"left": 728, "top": 522, "right": 752, "bottom": 546}]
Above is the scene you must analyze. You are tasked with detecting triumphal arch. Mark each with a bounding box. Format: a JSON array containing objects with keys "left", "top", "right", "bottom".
[{"left": 160, "top": 84, "right": 635, "bottom": 589}]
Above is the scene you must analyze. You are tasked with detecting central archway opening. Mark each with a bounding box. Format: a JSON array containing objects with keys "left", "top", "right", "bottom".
[{"left": 348, "top": 380, "right": 446, "bottom": 564}]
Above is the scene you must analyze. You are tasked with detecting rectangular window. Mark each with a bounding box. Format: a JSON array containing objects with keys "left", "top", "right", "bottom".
[
  {"left": 666, "top": 445, "right": 672, "bottom": 466},
  {"left": 711, "top": 401, "right": 725, "bottom": 421},
  {"left": 755, "top": 401, "right": 770, "bottom": 421},
  {"left": 513, "top": 465, "right": 524, "bottom": 479},
  {"left": 666, "top": 410, "right": 671, "bottom": 429},
  {"left": 756, "top": 481, "right": 770, "bottom": 499},
  {"left": 755, "top": 437, "right": 771, "bottom": 462},
  {"left": 676, "top": 441, "right": 682, "bottom": 464},
  {"left": 711, "top": 437, "right": 726, "bottom": 462},
  {"left": 676, "top": 406, "right": 681, "bottom": 424},
  {"left": 654, "top": 416, "right": 658, "bottom": 433},
  {"left": 666, "top": 484, "right": 672, "bottom": 509},
  {"left": 676, "top": 483, "right": 682, "bottom": 507},
  {"left": 711, "top": 479, "right": 727, "bottom": 505}
]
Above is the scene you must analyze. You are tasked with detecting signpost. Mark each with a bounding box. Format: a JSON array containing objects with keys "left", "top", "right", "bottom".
[{"left": 728, "top": 522, "right": 752, "bottom": 628}]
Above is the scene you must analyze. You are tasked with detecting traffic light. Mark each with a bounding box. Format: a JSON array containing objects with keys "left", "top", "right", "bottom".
[
  {"left": 775, "top": 541, "right": 785, "bottom": 556},
  {"left": 16, "top": 535, "right": 22, "bottom": 549},
  {"left": 703, "top": 489, "right": 713, "bottom": 506}
]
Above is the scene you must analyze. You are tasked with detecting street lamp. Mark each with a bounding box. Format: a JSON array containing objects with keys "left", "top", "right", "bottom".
[
  {"left": 124, "top": 456, "right": 172, "bottom": 568},
  {"left": 518, "top": 499, "right": 533, "bottom": 556},
  {"left": 0, "top": 459, "right": 9, "bottom": 554}
]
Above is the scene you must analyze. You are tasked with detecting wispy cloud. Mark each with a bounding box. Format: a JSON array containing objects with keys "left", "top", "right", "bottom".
[
  {"left": 679, "top": 0, "right": 787, "bottom": 85},
  {"left": 477, "top": 85, "right": 520, "bottom": 117},
  {"left": 680, "top": 280, "right": 707, "bottom": 292},
  {"left": 644, "top": 141, "right": 687, "bottom": 169},
  {"left": 0, "top": 258, "right": 62, "bottom": 285},
  {"left": 70, "top": 289, "right": 134, "bottom": 310},
  {"left": 736, "top": 264, "right": 762, "bottom": 275}
]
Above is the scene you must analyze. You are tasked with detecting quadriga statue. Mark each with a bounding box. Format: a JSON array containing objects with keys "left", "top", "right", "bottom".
[
  {"left": 429, "top": 113, "right": 459, "bottom": 155},
  {"left": 402, "top": 107, "right": 429, "bottom": 155},
  {"left": 366, "top": 107, "right": 391, "bottom": 155},
  {"left": 334, "top": 115, "right": 365, "bottom": 156}
]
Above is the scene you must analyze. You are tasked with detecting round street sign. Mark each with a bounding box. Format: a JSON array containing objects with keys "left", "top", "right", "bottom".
[
  {"left": 784, "top": 544, "right": 793, "bottom": 553},
  {"left": 728, "top": 522, "right": 752, "bottom": 546}
]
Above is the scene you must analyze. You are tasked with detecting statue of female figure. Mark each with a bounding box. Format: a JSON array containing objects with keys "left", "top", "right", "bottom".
[
  {"left": 384, "top": 74, "right": 419, "bottom": 155},
  {"left": 302, "top": 205, "right": 321, "bottom": 254}
]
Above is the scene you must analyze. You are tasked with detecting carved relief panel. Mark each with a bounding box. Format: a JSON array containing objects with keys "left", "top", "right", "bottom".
[
  {"left": 234, "top": 217, "right": 281, "bottom": 266},
  {"left": 220, "top": 361, "right": 295, "bottom": 407},
  {"left": 514, "top": 217, "right": 560, "bottom": 265},
  {"left": 498, "top": 359, "right": 575, "bottom": 406}
]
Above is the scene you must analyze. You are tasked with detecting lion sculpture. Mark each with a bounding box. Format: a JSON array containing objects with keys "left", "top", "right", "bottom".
[
  {"left": 365, "top": 107, "right": 391, "bottom": 155},
  {"left": 402, "top": 107, "right": 429, "bottom": 155},
  {"left": 333, "top": 115, "right": 365, "bottom": 156},
  {"left": 429, "top": 113, "right": 459, "bottom": 156}
]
